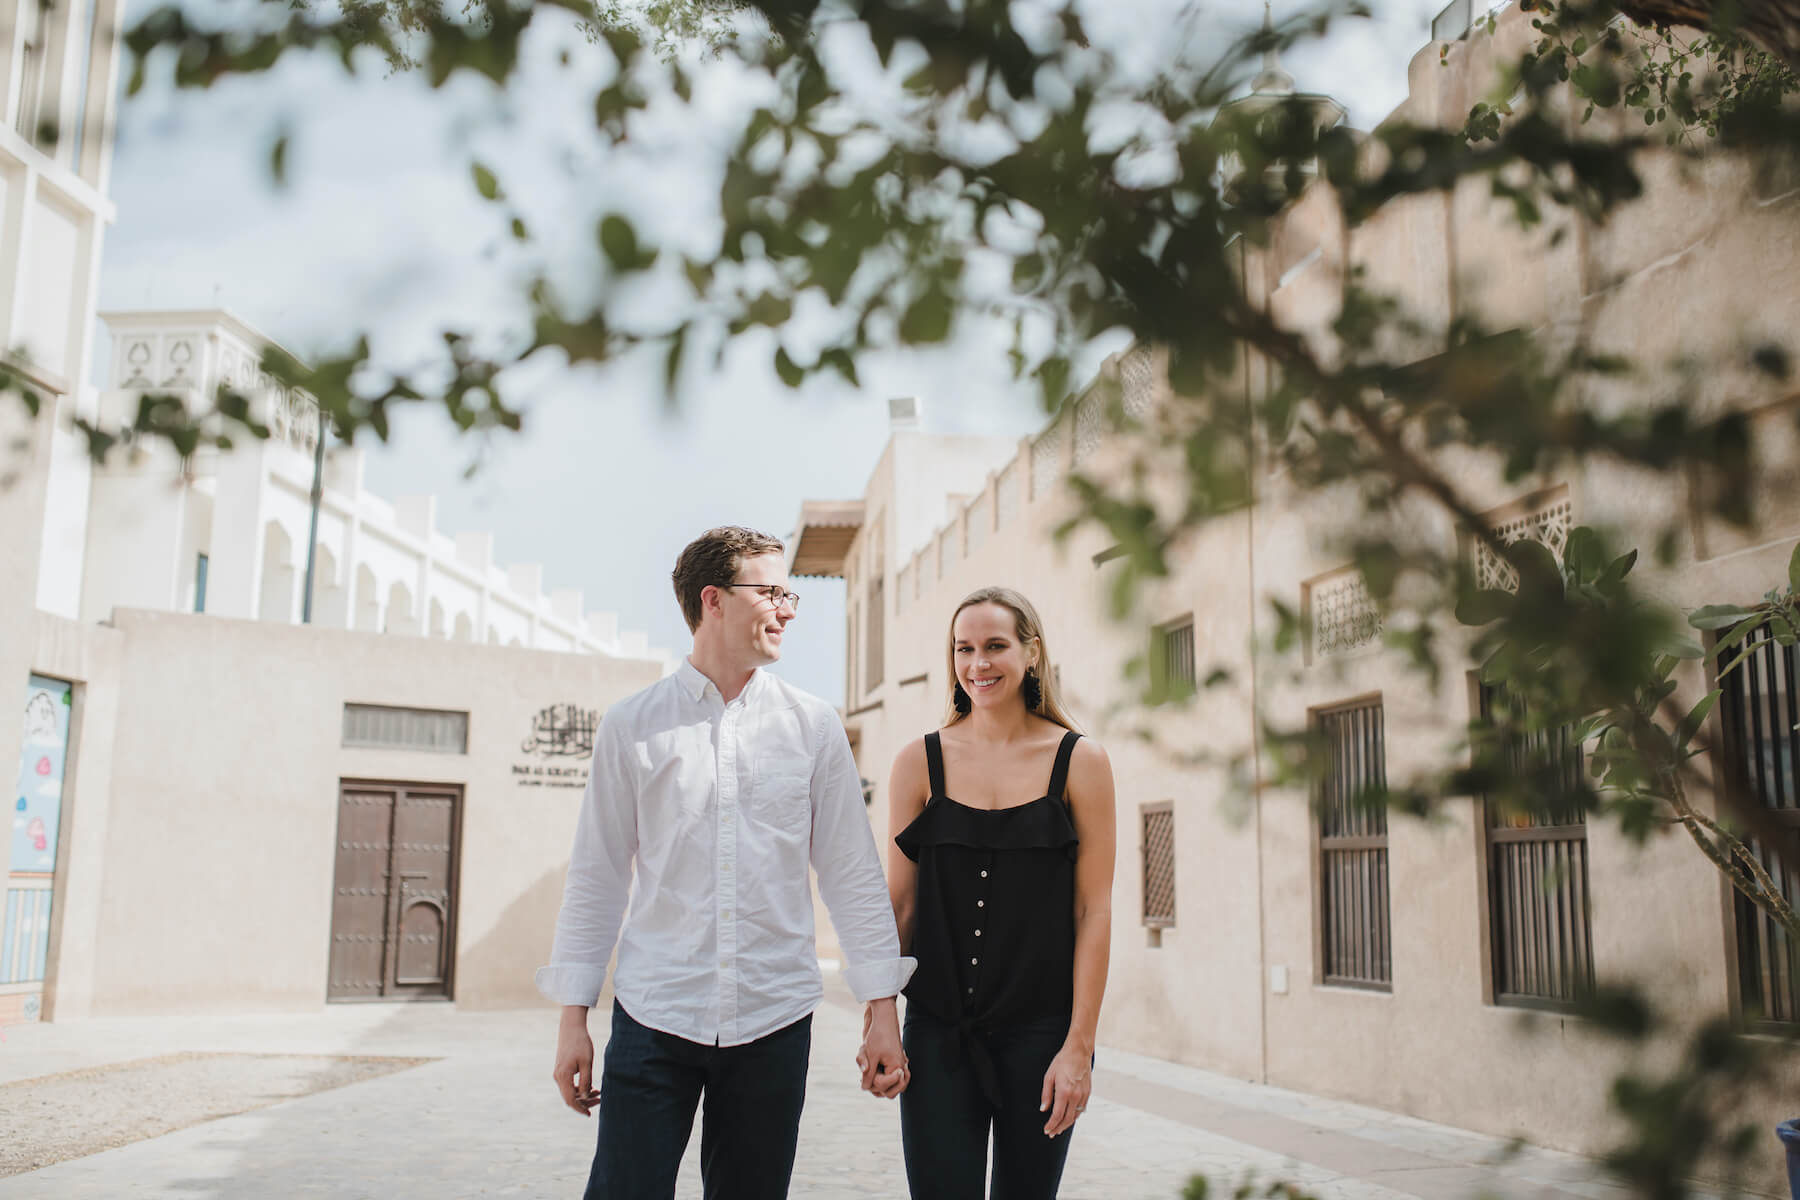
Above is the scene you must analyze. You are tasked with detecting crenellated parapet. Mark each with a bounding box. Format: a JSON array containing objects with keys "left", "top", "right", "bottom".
[{"left": 91, "top": 309, "right": 670, "bottom": 671}]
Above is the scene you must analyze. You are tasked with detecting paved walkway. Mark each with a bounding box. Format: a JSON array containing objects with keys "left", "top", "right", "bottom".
[{"left": 0, "top": 978, "right": 1703, "bottom": 1199}]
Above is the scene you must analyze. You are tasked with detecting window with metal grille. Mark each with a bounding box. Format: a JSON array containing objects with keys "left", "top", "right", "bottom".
[
  {"left": 1142, "top": 802, "right": 1175, "bottom": 928},
  {"left": 1717, "top": 624, "right": 1800, "bottom": 1030},
  {"left": 342, "top": 704, "right": 469, "bottom": 754},
  {"left": 1155, "top": 618, "right": 1196, "bottom": 701},
  {"left": 1316, "top": 698, "right": 1391, "bottom": 989},
  {"left": 865, "top": 574, "right": 885, "bottom": 692},
  {"left": 1477, "top": 683, "right": 1594, "bottom": 1010}
]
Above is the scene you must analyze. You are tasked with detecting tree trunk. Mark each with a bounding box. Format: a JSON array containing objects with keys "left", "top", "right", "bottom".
[{"left": 1613, "top": 0, "right": 1800, "bottom": 74}]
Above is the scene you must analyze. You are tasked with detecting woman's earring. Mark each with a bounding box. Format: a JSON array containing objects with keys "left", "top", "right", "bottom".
[
  {"left": 1022, "top": 670, "right": 1043, "bottom": 711},
  {"left": 953, "top": 683, "right": 972, "bottom": 714}
]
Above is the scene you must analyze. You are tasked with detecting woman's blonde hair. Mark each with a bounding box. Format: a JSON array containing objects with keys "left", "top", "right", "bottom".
[{"left": 943, "top": 587, "right": 1080, "bottom": 731}]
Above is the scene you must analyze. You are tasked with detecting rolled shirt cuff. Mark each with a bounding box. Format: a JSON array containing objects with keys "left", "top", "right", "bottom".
[
  {"left": 534, "top": 964, "right": 610, "bottom": 1008},
  {"left": 842, "top": 955, "right": 917, "bottom": 1004}
]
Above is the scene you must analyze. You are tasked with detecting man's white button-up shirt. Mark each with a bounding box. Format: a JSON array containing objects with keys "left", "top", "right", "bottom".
[{"left": 535, "top": 659, "right": 915, "bottom": 1046}]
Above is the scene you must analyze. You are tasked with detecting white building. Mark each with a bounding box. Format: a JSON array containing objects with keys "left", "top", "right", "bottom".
[{"left": 71, "top": 309, "right": 670, "bottom": 665}]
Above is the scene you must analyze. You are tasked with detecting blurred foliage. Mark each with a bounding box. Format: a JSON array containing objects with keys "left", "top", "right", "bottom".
[
  {"left": 9, "top": 0, "right": 1800, "bottom": 1189},
  {"left": 1454, "top": 531, "right": 1800, "bottom": 944},
  {"left": 1462, "top": 0, "right": 1800, "bottom": 145}
]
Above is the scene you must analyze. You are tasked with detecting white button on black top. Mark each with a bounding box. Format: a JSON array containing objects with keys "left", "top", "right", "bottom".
[
  {"left": 977, "top": 900, "right": 985, "bottom": 908},
  {"left": 974, "top": 929, "right": 982, "bottom": 937},
  {"left": 970, "top": 957, "right": 978, "bottom": 965},
  {"left": 980, "top": 870, "right": 988, "bottom": 878}
]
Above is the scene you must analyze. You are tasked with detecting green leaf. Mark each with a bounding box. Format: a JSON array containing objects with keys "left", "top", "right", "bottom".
[
  {"left": 1456, "top": 588, "right": 1514, "bottom": 627},
  {"left": 819, "top": 348, "right": 860, "bottom": 387},
  {"left": 1708, "top": 616, "right": 1761, "bottom": 661},
  {"left": 472, "top": 163, "right": 502, "bottom": 201},
  {"left": 1510, "top": 538, "right": 1560, "bottom": 585},
  {"left": 774, "top": 347, "right": 804, "bottom": 388},
  {"left": 599, "top": 216, "right": 639, "bottom": 271},
  {"left": 1789, "top": 542, "right": 1800, "bottom": 596},
  {"left": 1689, "top": 604, "right": 1756, "bottom": 630},
  {"left": 510, "top": 217, "right": 529, "bottom": 241},
  {"left": 1657, "top": 636, "right": 1706, "bottom": 660},
  {"left": 270, "top": 134, "right": 289, "bottom": 187},
  {"left": 1677, "top": 689, "right": 1722, "bottom": 751},
  {"left": 665, "top": 326, "right": 686, "bottom": 392},
  {"left": 1599, "top": 549, "right": 1638, "bottom": 587},
  {"left": 899, "top": 289, "right": 952, "bottom": 344},
  {"left": 1563, "top": 525, "right": 1604, "bottom": 582}
]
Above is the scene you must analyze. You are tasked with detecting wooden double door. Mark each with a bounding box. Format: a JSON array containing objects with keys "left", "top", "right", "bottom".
[{"left": 328, "top": 781, "right": 461, "bottom": 1001}]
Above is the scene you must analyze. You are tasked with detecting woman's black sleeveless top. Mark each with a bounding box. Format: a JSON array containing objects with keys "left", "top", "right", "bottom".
[{"left": 895, "top": 730, "right": 1081, "bottom": 1105}]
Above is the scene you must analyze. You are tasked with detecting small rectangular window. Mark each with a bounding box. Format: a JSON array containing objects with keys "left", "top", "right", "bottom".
[
  {"left": 1717, "top": 624, "right": 1800, "bottom": 1030},
  {"left": 342, "top": 704, "right": 468, "bottom": 754},
  {"left": 1152, "top": 617, "right": 1196, "bottom": 702},
  {"left": 1316, "top": 697, "right": 1392, "bottom": 990},
  {"left": 15, "top": 0, "right": 46, "bottom": 142},
  {"left": 1142, "top": 802, "right": 1175, "bottom": 930},
  {"left": 865, "top": 574, "right": 885, "bottom": 692},
  {"left": 193, "top": 554, "right": 209, "bottom": 613},
  {"left": 1478, "top": 683, "right": 1594, "bottom": 1010}
]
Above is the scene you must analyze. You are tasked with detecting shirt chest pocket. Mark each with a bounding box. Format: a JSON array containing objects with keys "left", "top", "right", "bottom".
[{"left": 752, "top": 749, "right": 813, "bottom": 836}]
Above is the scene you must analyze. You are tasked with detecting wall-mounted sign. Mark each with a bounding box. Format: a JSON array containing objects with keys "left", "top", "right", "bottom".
[
  {"left": 514, "top": 703, "right": 599, "bottom": 790},
  {"left": 13, "top": 676, "right": 72, "bottom": 874}
]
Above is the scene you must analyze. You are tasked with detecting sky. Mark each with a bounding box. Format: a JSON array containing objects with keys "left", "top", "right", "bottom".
[{"left": 97, "top": 0, "right": 1458, "bottom": 705}]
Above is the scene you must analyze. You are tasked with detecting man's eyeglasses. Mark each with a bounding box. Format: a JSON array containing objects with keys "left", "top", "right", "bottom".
[{"left": 721, "top": 583, "right": 801, "bottom": 612}]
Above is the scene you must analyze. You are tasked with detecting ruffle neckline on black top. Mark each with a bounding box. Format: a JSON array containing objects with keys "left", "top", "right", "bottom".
[{"left": 895, "top": 794, "right": 1079, "bottom": 860}]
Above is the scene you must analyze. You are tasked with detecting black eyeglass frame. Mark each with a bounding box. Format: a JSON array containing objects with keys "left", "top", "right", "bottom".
[{"left": 719, "top": 583, "right": 801, "bottom": 611}]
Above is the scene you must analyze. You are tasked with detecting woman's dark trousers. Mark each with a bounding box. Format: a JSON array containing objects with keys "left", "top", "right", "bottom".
[{"left": 899, "top": 1007, "right": 1075, "bottom": 1200}]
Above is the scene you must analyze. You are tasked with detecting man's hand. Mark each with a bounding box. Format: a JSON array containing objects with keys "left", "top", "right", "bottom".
[
  {"left": 854, "top": 997, "right": 908, "bottom": 1099},
  {"left": 553, "top": 1005, "right": 601, "bottom": 1116}
]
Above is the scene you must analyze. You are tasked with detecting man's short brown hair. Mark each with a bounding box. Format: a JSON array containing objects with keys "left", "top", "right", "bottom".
[{"left": 672, "top": 526, "right": 785, "bottom": 632}]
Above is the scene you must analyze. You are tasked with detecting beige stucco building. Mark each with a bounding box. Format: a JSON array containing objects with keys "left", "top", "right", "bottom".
[{"left": 795, "top": 4, "right": 1800, "bottom": 1187}]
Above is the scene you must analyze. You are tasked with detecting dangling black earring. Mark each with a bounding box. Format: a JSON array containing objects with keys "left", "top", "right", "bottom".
[
  {"left": 1022, "top": 670, "right": 1043, "bottom": 711},
  {"left": 953, "top": 683, "right": 972, "bottom": 714}
]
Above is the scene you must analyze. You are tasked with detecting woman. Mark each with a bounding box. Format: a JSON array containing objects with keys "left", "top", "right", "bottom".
[{"left": 885, "top": 586, "right": 1116, "bottom": 1199}]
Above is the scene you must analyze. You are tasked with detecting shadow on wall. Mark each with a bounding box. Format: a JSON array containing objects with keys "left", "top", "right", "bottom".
[{"left": 457, "top": 865, "right": 586, "bottom": 1011}]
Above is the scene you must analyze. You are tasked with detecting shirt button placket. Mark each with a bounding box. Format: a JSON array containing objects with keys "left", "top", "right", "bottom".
[
  {"left": 967, "top": 853, "right": 994, "bottom": 1001},
  {"left": 717, "top": 700, "right": 740, "bottom": 1044}
]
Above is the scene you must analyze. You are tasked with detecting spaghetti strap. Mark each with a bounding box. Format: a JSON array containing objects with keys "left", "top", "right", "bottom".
[
  {"left": 1046, "top": 731, "right": 1082, "bottom": 807},
  {"left": 924, "top": 731, "right": 947, "bottom": 798}
]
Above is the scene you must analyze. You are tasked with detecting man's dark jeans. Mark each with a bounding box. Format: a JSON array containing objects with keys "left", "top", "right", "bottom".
[
  {"left": 584, "top": 1001, "right": 812, "bottom": 1200},
  {"left": 898, "top": 1007, "right": 1075, "bottom": 1200}
]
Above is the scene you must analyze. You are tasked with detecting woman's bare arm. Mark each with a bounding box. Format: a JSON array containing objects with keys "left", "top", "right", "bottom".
[{"left": 885, "top": 737, "right": 931, "bottom": 955}]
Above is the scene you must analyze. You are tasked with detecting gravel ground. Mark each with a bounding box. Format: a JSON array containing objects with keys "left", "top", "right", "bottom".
[{"left": 0, "top": 1051, "right": 435, "bottom": 1177}]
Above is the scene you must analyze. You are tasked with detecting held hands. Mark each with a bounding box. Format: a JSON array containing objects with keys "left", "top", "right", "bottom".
[
  {"left": 854, "top": 997, "right": 909, "bottom": 1099},
  {"left": 553, "top": 1006, "right": 602, "bottom": 1117},
  {"left": 1039, "top": 1040, "right": 1092, "bottom": 1138}
]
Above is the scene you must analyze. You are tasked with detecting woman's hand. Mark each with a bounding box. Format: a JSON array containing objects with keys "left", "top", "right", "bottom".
[{"left": 1039, "top": 1040, "right": 1092, "bottom": 1137}]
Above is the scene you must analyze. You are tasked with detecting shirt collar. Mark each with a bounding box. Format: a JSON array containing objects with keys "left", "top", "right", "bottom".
[
  {"left": 676, "top": 658, "right": 763, "bottom": 704},
  {"left": 676, "top": 658, "right": 713, "bottom": 702}
]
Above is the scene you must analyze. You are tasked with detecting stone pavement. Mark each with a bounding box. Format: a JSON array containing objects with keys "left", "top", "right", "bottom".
[{"left": 0, "top": 976, "right": 1719, "bottom": 1200}]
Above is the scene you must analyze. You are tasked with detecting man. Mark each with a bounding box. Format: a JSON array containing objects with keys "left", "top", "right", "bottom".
[{"left": 537, "top": 526, "right": 913, "bottom": 1199}]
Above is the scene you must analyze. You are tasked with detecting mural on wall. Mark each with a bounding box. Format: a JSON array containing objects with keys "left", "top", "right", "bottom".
[
  {"left": 514, "top": 703, "right": 599, "bottom": 790},
  {"left": 12, "top": 677, "right": 72, "bottom": 874}
]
